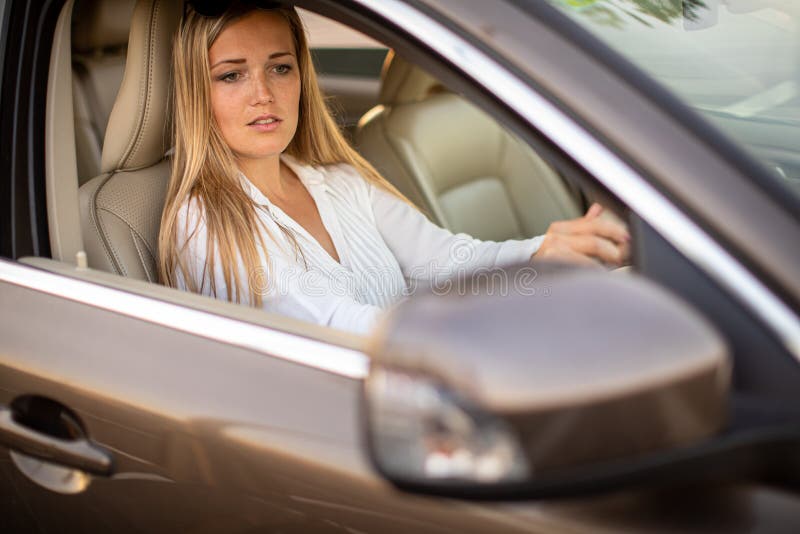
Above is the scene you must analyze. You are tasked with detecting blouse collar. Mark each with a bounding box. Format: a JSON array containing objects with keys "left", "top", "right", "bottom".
[
  {"left": 282, "top": 154, "right": 326, "bottom": 187},
  {"left": 239, "top": 153, "right": 326, "bottom": 206}
]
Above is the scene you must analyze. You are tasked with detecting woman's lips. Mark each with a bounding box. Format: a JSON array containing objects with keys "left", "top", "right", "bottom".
[{"left": 248, "top": 117, "right": 281, "bottom": 132}]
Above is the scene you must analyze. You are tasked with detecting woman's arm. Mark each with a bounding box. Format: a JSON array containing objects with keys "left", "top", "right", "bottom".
[
  {"left": 368, "top": 180, "right": 629, "bottom": 281},
  {"left": 368, "top": 183, "right": 542, "bottom": 286}
]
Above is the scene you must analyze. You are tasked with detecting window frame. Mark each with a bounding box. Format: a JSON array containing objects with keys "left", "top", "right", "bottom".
[
  {"left": 300, "top": 0, "right": 800, "bottom": 363},
  {"left": 0, "top": 0, "right": 63, "bottom": 260}
]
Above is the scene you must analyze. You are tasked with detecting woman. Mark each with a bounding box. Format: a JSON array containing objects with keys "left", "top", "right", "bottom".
[{"left": 158, "top": 3, "right": 630, "bottom": 335}]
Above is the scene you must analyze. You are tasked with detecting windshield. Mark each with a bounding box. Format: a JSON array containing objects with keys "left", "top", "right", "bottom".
[{"left": 547, "top": 0, "right": 800, "bottom": 201}]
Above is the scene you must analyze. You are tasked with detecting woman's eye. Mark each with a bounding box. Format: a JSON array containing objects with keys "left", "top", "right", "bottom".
[
  {"left": 219, "top": 72, "right": 241, "bottom": 83},
  {"left": 273, "top": 64, "right": 292, "bottom": 75}
]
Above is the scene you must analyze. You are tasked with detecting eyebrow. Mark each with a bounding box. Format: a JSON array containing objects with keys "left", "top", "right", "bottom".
[{"left": 211, "top": 51, "right": 294, "bottom": 69}]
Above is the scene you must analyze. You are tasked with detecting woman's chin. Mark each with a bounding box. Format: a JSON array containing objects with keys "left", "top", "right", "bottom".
[{"left": 234, "top": 145, "right": 292, "bottom": 163}]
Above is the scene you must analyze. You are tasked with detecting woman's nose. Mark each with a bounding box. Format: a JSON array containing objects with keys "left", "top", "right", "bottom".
[{"left": 251, "top": 72, "right": 273, "bottom": 105}]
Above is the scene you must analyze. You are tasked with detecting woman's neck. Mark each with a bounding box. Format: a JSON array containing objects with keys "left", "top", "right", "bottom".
[{"left": 238, "top": 154, "right": 293, "bottom": 201}]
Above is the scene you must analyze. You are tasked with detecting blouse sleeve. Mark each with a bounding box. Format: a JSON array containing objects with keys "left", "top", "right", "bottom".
[
  {"left": 368, "top": 182, "right": 543, "bottom": 288},
  {"left": 175, "top": 199, "right": 382, "bottom": 335}
]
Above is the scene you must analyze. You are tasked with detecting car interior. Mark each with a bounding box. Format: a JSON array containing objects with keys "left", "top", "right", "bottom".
[
  {"left": 37, "top": 0, "right": 597, "bottom": 342},
  {"left": 7, "top": 2, "right": 800, "bottom": 520},
  {"left": 355, "top": 52, "right": 582, "bottom": 239}
]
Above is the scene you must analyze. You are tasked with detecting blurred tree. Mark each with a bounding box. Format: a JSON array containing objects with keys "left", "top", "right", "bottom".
[{"left": 552, "top": 0, "right": 708, "bottom": 28}]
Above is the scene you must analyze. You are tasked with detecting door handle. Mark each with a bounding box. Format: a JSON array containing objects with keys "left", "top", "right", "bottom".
[{"left": 0, "top": 406, "right": 113, "bottom": 476}]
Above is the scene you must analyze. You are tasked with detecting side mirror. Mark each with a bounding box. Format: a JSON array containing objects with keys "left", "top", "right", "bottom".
[{"left": 364, "top": 269, "right": 730, "bottom": 498}]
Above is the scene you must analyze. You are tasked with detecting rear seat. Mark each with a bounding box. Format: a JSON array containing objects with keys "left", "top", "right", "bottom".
[{"left": 71, "top": 0, "right": 135, "bottom": 184}]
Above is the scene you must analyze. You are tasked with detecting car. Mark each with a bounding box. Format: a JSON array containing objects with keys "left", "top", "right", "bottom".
[{"left": 1, "top": 0, "right": 799, "bottom": 532}]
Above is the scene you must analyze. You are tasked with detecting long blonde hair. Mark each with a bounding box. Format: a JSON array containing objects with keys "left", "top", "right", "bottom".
[{"left": 159, "top": 4, "right": 406, "bottom": 306}]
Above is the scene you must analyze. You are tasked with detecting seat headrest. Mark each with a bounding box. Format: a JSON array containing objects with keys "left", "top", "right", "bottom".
[
  {"left": 101, "top": 0, "right": 181, "bottom": 173},
  {"left": 72, "top": 0, "right": 137, "bottom": 52},
  {"left": 379, "top": 53, "right": 444, "bottom": 106}
]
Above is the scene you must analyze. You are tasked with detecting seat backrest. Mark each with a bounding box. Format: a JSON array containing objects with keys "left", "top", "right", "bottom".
[
  {"left": 356, "top": 54, "right": 581, "bottom": 240},
  {"left": 79, "top": 0, "right": 181, "bottom": 282},
  {"left": 72, "top": 0, "right": 135, "bottom": 183}
]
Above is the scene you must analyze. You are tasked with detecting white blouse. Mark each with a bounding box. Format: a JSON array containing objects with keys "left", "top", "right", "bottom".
[{"left": 176, "top": 155, "right": 543, "bottom": 335}]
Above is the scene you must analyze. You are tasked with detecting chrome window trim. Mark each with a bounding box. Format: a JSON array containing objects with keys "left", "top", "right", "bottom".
[
  {"left": 353, "top": 0, "right": 800, "bottom": 360},
  {"left": 0, "top": 260, "right": 369, "bottom": 379}
]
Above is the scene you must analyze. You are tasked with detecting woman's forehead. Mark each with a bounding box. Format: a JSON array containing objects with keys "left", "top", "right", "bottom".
[{"left": 209, "top": 11, "right": 295, "bottom": 63}]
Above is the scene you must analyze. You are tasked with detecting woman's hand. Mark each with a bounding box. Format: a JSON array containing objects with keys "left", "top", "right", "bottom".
[{"left": 532, "top": 203, "right": 630, "bottom": 267}]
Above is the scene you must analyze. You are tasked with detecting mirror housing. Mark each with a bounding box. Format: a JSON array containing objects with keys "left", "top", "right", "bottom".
[{"left": 365, "top": 269, "right": 730, "bottom": 496}]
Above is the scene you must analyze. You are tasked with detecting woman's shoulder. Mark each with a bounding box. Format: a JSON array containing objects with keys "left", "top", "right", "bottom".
[
  {"left": 321, "top": 162, "right": 369, "bottom": 190},
  {"left": 283, "top": 153, "right": 360, "bottom": 182},
  {"left": 284, "top": 154, "right": 371, "bottom": 198}
]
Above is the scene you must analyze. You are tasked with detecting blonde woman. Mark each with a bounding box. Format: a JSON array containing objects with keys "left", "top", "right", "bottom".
[{"left": 158, "top": 3, "right": 630, "bottom": 335}]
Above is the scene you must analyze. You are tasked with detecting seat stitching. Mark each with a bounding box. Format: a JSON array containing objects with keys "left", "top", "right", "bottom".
[
  {"left": 96, "top": 207, "right": 158, "bottom": 263},
  {"left": 88, "top": 174, "right": 126, "bottom": 275},
  {"left": 131, "top": 229, "right": 154, "bottom": 282},
  {"left": 126, "top": 0, "right": 159, "bottom": 168},
  {"left": 117, "top": 0, "right": 157, "bottom": 170}
]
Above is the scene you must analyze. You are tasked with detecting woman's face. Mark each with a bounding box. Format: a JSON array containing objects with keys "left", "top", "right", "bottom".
[{"left": 208, "top": 11, "right": 300, "bottom": 165}]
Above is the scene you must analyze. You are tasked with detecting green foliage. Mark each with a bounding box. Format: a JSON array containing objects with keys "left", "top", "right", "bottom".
[{"left": 552, "top": 0, "right": 708, "bottom": 28}]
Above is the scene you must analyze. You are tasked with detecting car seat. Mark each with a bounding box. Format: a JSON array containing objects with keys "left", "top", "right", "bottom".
[
  {"left": 356, "top": 53, "right": 582, "bottom": 241},
  {"left": 72, "top": 0, "right": 135, "bottom": 183},
  {"left": 78, "top": 0, "right": 181, "bottom": 281}
]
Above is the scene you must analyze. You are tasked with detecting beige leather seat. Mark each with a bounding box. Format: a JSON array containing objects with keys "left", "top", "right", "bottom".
[
  {"left": 79, "top": 0, "right": 181, "bottom": 281},
  {"left": 356, "top": 55, "right": 582, "bottom": 241},
  {"left": 71, "top": 0, "right": 136, "bottom": 183}
]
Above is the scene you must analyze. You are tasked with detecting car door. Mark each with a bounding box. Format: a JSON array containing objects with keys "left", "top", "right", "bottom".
[
  {"left": 0, "top": 1, "right": 542, "bottom": 532},
  {"left": 1, "top": 0, "right": 799, "bottom": 533},
  {"left": 304, "top": 0, "right": 800, "bottom": 527},
  {"left": 0, "top": 260, "right": 369, "bottom": 533},
  {"left": 0, "top": 1, "right": 603, "bottom": 532}
]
